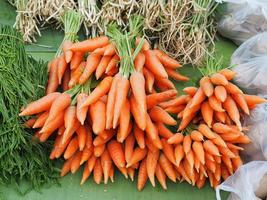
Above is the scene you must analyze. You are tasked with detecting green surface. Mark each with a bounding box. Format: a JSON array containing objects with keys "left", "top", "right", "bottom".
[{"left": 0, "top": 0, "right": 236, "bottom": 199}]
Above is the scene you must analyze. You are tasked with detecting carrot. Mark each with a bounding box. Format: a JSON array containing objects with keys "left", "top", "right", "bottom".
[
  {"left": 192, "top": 141, "right": 205, "bottom": 165},
  {"left": 79, "top": 53, "right": 101, "bottom": 84},
  {"left": 162, "top": 139, "right": 176, "bottom": 165},
  {"left": 190, "top": 88, "right": 206, "bottom": 108},
  {"left": 203, "top": 140, "right": 220, "bottom": 156},
  {"left": 183, "top": 87, "right": 198, "bottom": 97},
  {"left": 127, "top": 167, "right": 135, "bottom": 181},
  {"left": 156, "top": 122, "right": 174, "bottom": 139},
  {"left": 149, "top": 106, "right": 176, "bottom": 125},
  {"left": 94, "top": 144, "right": 106, "bottom": 157},
  {"left": 143, "top": 68, "right": 154, "bottom": 93},
  {"left": 219, "top": 69, "right": 236, "bottom": 80},
  {"left": 159, "top": 95, "right": 188, "bottom": 108},
  {"left": 62, "top": 68, "right": 70, "bottom": 91},
  {"left": 183, "top": 159, "right": 193, "bottom": 183},
  {"left": 32, "top": 111, "right": 49, "bottom": 128},
  {"left": 224, "top": 82, "right": 243, "bottom": 94},
  {"left": 200, "top": 77, "right": 214, "bottom": 97},
  {"left": 70, "top": 151, "right": 82, "bottom": 174},
  {"left": 61, "top": 119, "right": 80, "bottom": 144},
  {"left": 64, "top": 137, "right": 79, "bottom": 159},
  {"left": 218, "top": 146, "right": 236, "bottom": 158},
  {"left": 154, "top": 49, "right": 181, "bottom": 69},
  {"left": 39, "top": 112, "right": 65, "bottom": 142},
  {"left": 88, "top": 155, "right": 97, "bottom": 172},
  {"left": 76, "top": 125, "right": 87, "bottom": 151},
  {"left": 100, "top": 150, "right": 112, "bottom": 184},
  {"left": 165, "top": 105, "right": 185, "bottom": 114},
  {"left": 57, "top": 55, "right": 68, "bottom": 84},
  {"left": 109, "top": 165, "right": 114, "bottom": 182},
  {"left": 198, "top": 124, "right": 216, "bottom": 139},
  {"left": 85, "top": 126, "right": 93, "bottom": 148},
  {"left": 167, "top": 133, "right": 184, "bottom": 144},
  {"left": 231, "top": 135, "right": 251, "bottom": 144},
  {"left": 186, "top": 150, "right": 194, "bottom": 170},
  {"left": 176, "top": 163, "right": 191, "bottom": 184},
  {"left": 221, "top": 164, "right": 230, "bottom": 180},
  {"left": 190, "top": 130, "right": 204, "bottom": 142},
  {"left": 215, "top": 111, "right": 226, "bottom": 123},
  {"left": 210, "top": 73, "right": 228, "bottom": 86},
  {"left": 178, "top": 112, "right": 196, "bottom": 131},
  {"left": 137, "top": 158, "right": 148, "bottom": 191},
  {"left": 220, "top": 133, "right": 241, "bottom": 141},
  {"left": 134, "top": 125, "right": 145, "bottom": 149},
  {"left": 62, "top": 40, "right": 73, "bottom": 63},
  {"left": 206, "top": 159, "right": 216, "bottom": 173},
  {"left": 205, "top": 152, "right": 215, "bottom": 162},
  {"left": 113, "top": 75, "right": 130, "bottom": 128},
  {"left": 232, "top": 155, "right": 243, "bottom": 171},
  {"left": 214, "top": 86, "right": 227, "bottom": 102},
  {"left": 60, "top": 156, "right": 74, "bottom": 177},
  {"left": 93, "top": 46, "right": 106, "bottom": 55},
  {"left": 69, "top": 61, "right": 86, "bottom": 88},
  {"left": 146, "top": 89, "right": 177, "bottom": 109},
  {"left": 93, "top": 130, "right": 115, "bottom": 147},
  {"left": 107, "top": 140, "right": 125, "bottom": 168},
  {"left": 214, "top": 155, "right": 221, "bottom": 164},
  {"left": 212, "top": 123, "right": 238, "bottom": 134},
  {"left": 227, "top": 143, "right": 244, "bottom": 151},
  {"left": 221, "top": 155, "right": 233, "bottom": 174},
  {"left": 165, "top": 68, "right": 189, "bottom": 81},
  {"left": 208, "top": 95, "right": 225, "bottom": 112},
  {"left": 80, "top": 161, "right": 91, "bottom": 185},
  {"left": 105, "top": 54, "right": 119, "bottom": 73},
  {"left": 146, "top": 150, "right": 159, "bottom": 187},
  {"left": 76, "top": 93, "right": 89, "bottom": 125},
  {"left": 90, "top": 100, "right": 106, "bottom": 134},
  {"left": 80, "top": 146, "right": 93, "bottom": 165},
  {"left": 201, "top": 101, "right": 213, "bottom": 127},
  {"left": 125, "top": 133, "right": 135, "bottom": 164},
  {"left": 223, "top": 96, "right": 242, "bottom": 130},
  {"left": 244, "top": 94, "right": 266, "bottom": 106},
  {"left": 81, "top": 76, "right": 113, "bottom": 107},
  {"left": 54, "top": 136, "right": 72, "bottom": 158},
  {"left": 70, "top": 36, "right": 109, "bottom": 52},
  {"left": 150, "top": 136, "right": 163, "bottom": 150},
  {"left": 46, "top": 58, "right": 59, "bottom": 94},
  {"left": 130, "top": 95, "right": 146, "bottom": 130},
  {"left": 44, "top": 93, "right": 71, "bottom": 125},
  {"left": 155, "top": 164, "right": 167, "bottom": 190},
  {"left": 64, "top": 105, "right": 76, "bottom": 136},
  {"left": 93, "top": 158, "right": 103, "bottom": 184},
  {"left": 95, "top": 56, "right": 112, "bottom": 80},
  {"left": 145, "top": 114, "right": 158, "bottom": 140},
  {"left": 182, "top": 101, "right": 201, "bottom": 119},
  {"left": 212, "top": 133, "right": 227, "bottom": 147},
  {"left": 159, "top": 154, "right": 176, "bottom": 182},
  {"left": 173, "top": 144, "right": 184, "bottom": 166},
  {"left": 194, "top": 154, "right": 201, "bottom": 173},
  {"left": 19, "top": 92, "right": 60, "bottom": 116},
  {"left": 134, "top": 52, "right": 145, "bottom": 72},
  {"left": 231, "top": 94, "right": 249, "bottom": 115},
  {"left": 70, "top": 51, "right": 84, "bottom": 70},
  {"left": 196, "top": 176, "right": 206, "bottom": 189},
  {"left": 136, "top": 37, "right": 150, "bottom": 51},
  {"left": 127, "top": 147, "right": 147, "bottom": 168},
  {"left": 23, "top": 118, "right": 36, "bottom": 128},
  {"left": 145, "top": 50, "right": 168, "bottom": 78}
]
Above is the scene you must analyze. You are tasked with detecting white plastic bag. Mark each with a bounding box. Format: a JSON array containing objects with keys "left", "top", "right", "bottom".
[
  {"left": 242, "top": 100, "right": 267, "bottom": 162},
  {"left": 216, "top": 0, "right": 267, "bottom": 45},
  {"left": 231, "top": 32, "right": 267, "bottom": 95},
  {"left": 216, "top": 161, "right": 267, "bottom": 200}
]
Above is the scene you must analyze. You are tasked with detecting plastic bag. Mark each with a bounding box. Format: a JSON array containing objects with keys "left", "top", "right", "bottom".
[
  {"left": 241, "top": 100, "right": 267, "bottom": 162},
  {"left": 231, "top": 32, "right": 267, "bottom": 95},
  {"left": 216, "top": 161, "right": 267, "bottom": 200},
  {"left": 216, "top": 0, "right": 267, "bottom": 45}
]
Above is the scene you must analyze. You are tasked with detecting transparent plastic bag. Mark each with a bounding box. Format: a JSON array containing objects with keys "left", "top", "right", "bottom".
[
  {"left": 242, "top": 100, "right": 267, "bottom": 162},
  {"left": 231, "top": 32, "right": 267, "bottom": 95},
  {"left": 216, "top": 0, "right": 267, "bottom": 45},
  {"left": 216, "top": 161, "right": 267, "bottom": 200}
]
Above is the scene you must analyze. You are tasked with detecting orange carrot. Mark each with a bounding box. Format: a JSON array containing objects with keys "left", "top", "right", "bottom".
[
  {"left": 145, "top": 50, "right": 168, "bottom": 78},
  {"left": 88, "top": 155, "right": 97, "bottom": 172},
  {"left": 156, "top": 122, "right": 174, "bottom": 139},
  {"left": 64, "top": 137, "right": 79, "bottom": 159},
  {"left": 223, "top": 96, "right": 242, "bottom": 130},
  {"left": 79, "top": 53, "right": 101, "bottom": 84},
  {"left": 155, "top": 77, "right": 175, "bottom": 90},
  {"left": 218, "top": 146, "right": 236, "bottom": 158},
  {"left": 80, "top": 146, "right": 93, "bottom": 165},
  {"left": 215, "top": 111, "right": 226, "bottom": 123},
  {"left": 145, "top": 114, "right": 158, "bottom": 140},
  {"left": 203, "top": 140, "right": 220, "bottom": 156},
  {"left": 62, "top": 68, "right": 70, "bottom": 91},
  {"left": 101, "top": 150, "right": 112, "bottom": 184},
  {"left": 80, "top": 161, "right": 91, "bottom": 185},
  {"left": 109, "top": 165, "right": 114, "bottom": 182},
  {"left": 146, "top": 150, "right": 159, "bottom": 187},
  {"left": 134, "top": 52, "right": 145, "bottom": 72},
  {"left": 130, "top": 95, "right": 146, "bottom": 130},
  {"left": 154, "top": 49, "right": 181, "bottom": 69},
  {"left": 69, "top": 61, "right": 86, "bottom": 88},
  {"left": 200, "top": 77, "right": 214, "bottom": 97},
  {"left": 159, "top": 95, "right": 188, "bottom": 108},
  {"left": 244, "top": 94, "right": 266, "bottom": 106},
  {"left": 198, "top": 124, "right": 216, "bottom": 139},
  {"left": 19, "top": 92, "right": 60, "bottom": 116},
  {"left": 23, "top": 118, "right": 36, "bottom": 128},
  {"left": 221, "top": 155, "right": 233, "bottom": 174},
  {"left": 212, "top": 133, "right": 227, "bottom": 147},
  {"left": 165, "top": 105, "right": 185, "bottom": 114},
  {"left": 46, "top": 58, "right": 59, "bottom": 94},
  {"left": 95, "top": 56, "right": 112, "bottom": 80},
  {"left": 134, "top": 125, "right": 145, "bottom": 149},
  {"left": 232, "top": 94, "right": 249, "bottom": 115},
  {"left": 117, "top": 97, "right": 131, "bottom": 138},
  {"left": 214, "top": 86, "right": 227, "bottom": 102},
  {"left": 208, "top": 95, "right": 225, "bottom": 112},
  {"left": 206, "top": 159, "right": 216, "bottom": 173},
  {"left": 76, "top": 125, "right": 87, "bottom": 151},
  {"left": 127, "top": 167, "right": 135, "bottom": 181},
  {"left": 174, "top": 144, "right": 184, "bottom": 166},
  {"left": 210, "top": 73, "right": 228, "bottom": 86},
  {"left": 231, "top": 135, "right": 251, "bottom": 144},
  {"left": 70, "top": 51, "right": 84, "bottom": 70},
  {"left": 143, "top": 68, "right": 155, "bottom": 93},
  {"left": 165, "top": 68, "right": 189, "bottom": 81},
  {"left": 76, "top": 93, "right": 89, "bottom": 125},
  {"left": 149, "top": 106, "right": 176, "bottom": 125},
  {"left": 113, "top": 75, "right": 130, "bottom": 128},
  {"left": 103, "top": 43, "right": 116, "bottom": 56},
  {"left": 85, "top": 125, "right": 93, "bottom": 148},
  {"left": 159, "top": 154, "right": 176, "bottom": 182},
  {"left": 93, "top": 158, "right": 103, "bottom": 184},
  {"left": 201, "top": 101, "right": 213, "bottom": 127},
  {"left": 178, "top": 112, "right": 196, "bottom": 131},
  {"left": 93, "top": 130, "right": 115, "bottom": 146},
  {"left": 127, "top": 147, "right": 147, "bottom": 168},
  {"left": 32, "top": 111, "right": 49, "bottom": 128},
  {"left": 62, "top": 40, "right": 73, "bottom": 63},
  {"left": 224, "top": 82, "right": 243, "bottom": 94},
  {"left": 183, "top": 87, "right": 198, "bottom": 97},
  {"left": 54, "top": 136, "right": 72, "bottom": 159},
  {"left": 196, "top": 176, "right": 206, "bottom": 189},
  {"left": 94, "top": 144, "right": 106, "bottom": 157},
  {"left": 90, "top": 100, "right": 106, "bottom": 134},
  {"left": 124, "top": 133, "right": 135, "bottom": 164},
  {"left": 162, "top": 139, "right": 176, "bottom": 165},
  {"left": 221, "top": 163, "right": 230, "bottom": 180},
  {"left": 176, "top": 163, "right": 191, "bottom": 184},
  {"left": 105, "top": 54, "right": 119, "bottom": 73},
  {"left": 57, "top": 54, "right": 68, "bottom": 84},
  {"left": 60, "top": 156, "right": 74, "bottom": 177},
  {"left": 70, "top": 151, "right": 82, "bottom": 174},
  {"left": 190, "top": 130, "right": 204, "bottom": 142},
  {"left": 107, "top": 140, "right": 125, "bottom": 168},
  {"left": 167, "top": 133, "right": 184, "bottom": 144},
  {"left": 192, "top": 141, "right": 205, "bottom": 165},
  {"left": 186, "top": 150, "right": 194, "bottom": 170},
  {"left": 155, "top": 164, "right": 167, "bottom": 190},
  {"left": 219, "top": 69, "right": 236, "bottom": 80},
  {"left": 146, "top": 89, "right": 177, "bottom": 109},
  {"left": 70, "top": 36, "right": 109, "bottom": 52},
  {"left": 136, "top": 37, "right": 150, "bottom": 51},
  {"left": 61, "top": 119, "right": 80, "bottom": 144},
  {"left": 64, "top": 106, "right": 76, "bottom": 136},
  {"left": 137, "top": 158, "right": 148, "bottom": 191},
  {"left": 190, "top": 88, "right": 206, "bottom": 108},
  {"left": 81, "top": 76, "right": 113, "bottom": 107},
  {"left": 212, "top": 123, "right": 238, "bottom": 134}
]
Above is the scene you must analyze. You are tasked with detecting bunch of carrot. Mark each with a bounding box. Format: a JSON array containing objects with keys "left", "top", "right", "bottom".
[
  {"left": 20, "top": 22, "right": 193, "bottom": 190},
  {"left": 158, "top": 67, "right": 267, "bottom": 187}
]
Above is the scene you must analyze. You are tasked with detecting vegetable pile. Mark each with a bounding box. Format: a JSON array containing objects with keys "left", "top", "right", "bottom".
[{"left": 0, "top": 25, "right": 57, "bottom": 192}]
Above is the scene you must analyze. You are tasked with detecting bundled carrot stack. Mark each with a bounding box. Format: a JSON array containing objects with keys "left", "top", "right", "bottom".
[
  {"left": 159, "top": 66, "right": 267, "bottom": 188},
  {"left": 19, "top": 16, "right": 195, "bottom": 191}
]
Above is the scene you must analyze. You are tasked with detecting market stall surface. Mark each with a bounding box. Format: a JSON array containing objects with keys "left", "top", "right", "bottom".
[{"left": 0, "top": 0, "right": 236, "bottom": 199}]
